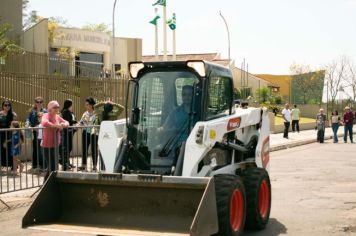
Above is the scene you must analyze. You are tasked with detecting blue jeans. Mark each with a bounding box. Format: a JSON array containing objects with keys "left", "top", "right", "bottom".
[
  {"left": 344, "top": 124, "right": 353, "bottom": 142},
  {"left": 331, "top": 123, "right": 339, "bottom": 142}
]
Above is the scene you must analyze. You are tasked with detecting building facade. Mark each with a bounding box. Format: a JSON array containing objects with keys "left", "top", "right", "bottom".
[
  {"left": 21, "top": 19, "right": 142, "bottom": 77},
  {"left": 0, "top": 0, "right": 22, "bottom": 40}
]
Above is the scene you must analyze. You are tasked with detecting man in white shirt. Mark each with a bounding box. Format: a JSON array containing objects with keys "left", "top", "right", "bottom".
[{"left": 281, "top": 103, "right": 291, "bottom": 139}]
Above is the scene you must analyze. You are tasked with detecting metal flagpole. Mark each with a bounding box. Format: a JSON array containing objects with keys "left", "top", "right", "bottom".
[
  {"left": 154, "top": 8, "right": 159, "bottom": 60},
  {"left": 163, "top": 5, "right": 167, "bottom": 61},
  {"left": 172, "top": 29, "right": 176, "bottom": 61}
]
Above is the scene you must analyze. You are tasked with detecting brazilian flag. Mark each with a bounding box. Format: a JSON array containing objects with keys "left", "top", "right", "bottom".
[
  {"left": 152, "top": 0, "right": 166, "bottom": 6},
  {"left": 149, "top": 15, "right": 160, "bottom": 25},
  {"left": 167, "top": 13, "right": 176, "bottom": 30}
]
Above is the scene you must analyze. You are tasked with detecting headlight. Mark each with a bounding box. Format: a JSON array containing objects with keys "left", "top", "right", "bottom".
[
  {"left": 187, "top": 61, "right": 206, "bottom": 77},
  {"left": 129, "top": 62, "right": 144, "bottom": 79}
]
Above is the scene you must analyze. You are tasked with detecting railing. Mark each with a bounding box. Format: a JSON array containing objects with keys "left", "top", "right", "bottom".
[{"left": 0, "top": 125, "right": 103, "bottom": 195}]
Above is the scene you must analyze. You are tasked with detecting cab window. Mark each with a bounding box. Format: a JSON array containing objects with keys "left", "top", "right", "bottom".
[{"left": 207, "top": 76, "right": 232, "bottom": 119}]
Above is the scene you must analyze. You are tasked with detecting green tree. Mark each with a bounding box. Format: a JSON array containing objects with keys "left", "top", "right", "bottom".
[
  {"left": 255, "top": 87, "right": 270, "bottom": 103},
  {"left": 0, "top": 23, "right": 22, "bottom": 58},
  {"left": 82, "top": 23, "right": 112, "bottom": 36},
  {"left": 233, "top": 88, "right": 241, "bottom": 99},
  {"left": 290, "top": 63, "right": 324, "bottom": 104}
]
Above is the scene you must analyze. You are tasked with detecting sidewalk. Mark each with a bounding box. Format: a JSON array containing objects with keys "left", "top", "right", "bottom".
[{"left": 270, "top": 127, "right": 355, "bottom": 151}]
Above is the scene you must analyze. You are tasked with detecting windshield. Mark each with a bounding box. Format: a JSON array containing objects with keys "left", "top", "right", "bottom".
[{"left": 135, "top": 71, "right": 200, "bottom": 173}]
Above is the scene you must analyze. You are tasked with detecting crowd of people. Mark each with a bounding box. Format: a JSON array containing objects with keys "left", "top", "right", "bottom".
[
  {"left": 1, "top": 97, "right": 355, "bottom": 177},
  {"left": 281, "top": 103, "right": 355, "bottom": 143},
  {"left": 0, "top": 97, "right": 123, "bottom": 178}
]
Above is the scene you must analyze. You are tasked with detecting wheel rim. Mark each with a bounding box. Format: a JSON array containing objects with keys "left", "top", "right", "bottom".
[
  {"left": 259, "top": 179, "right": 270, "bottom": 219},
  {"left": 230, "top": 189, "right": 244, "bottom": 232}
]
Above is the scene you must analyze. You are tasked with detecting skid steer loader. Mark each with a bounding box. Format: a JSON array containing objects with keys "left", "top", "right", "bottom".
[{"left": 23, "top": 60, "right": 272, "bottom": 236}]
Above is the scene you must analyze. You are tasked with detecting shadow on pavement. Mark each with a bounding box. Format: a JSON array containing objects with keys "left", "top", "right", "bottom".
[{"left": 244, "top": 218, "right": 287, "bottom": 236}]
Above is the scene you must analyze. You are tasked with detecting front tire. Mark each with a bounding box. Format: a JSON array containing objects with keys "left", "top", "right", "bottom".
[
  {"left": 242, "top": 168, "right": 271, "bottom": 230},
  {"left": 214, "top": 174, "right": 246, "bottom": 236}
]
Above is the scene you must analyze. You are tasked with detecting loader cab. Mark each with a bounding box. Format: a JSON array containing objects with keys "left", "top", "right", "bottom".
[{"left": 126, "top": 61, "right": 234, "bottom": 174}]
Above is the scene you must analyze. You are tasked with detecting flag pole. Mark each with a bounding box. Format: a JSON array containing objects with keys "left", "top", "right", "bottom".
[
  {"left": 163, "top": 4, "right": 167, "bottom": 61},
  {"left": 172, "top": 29, "right": 176, "bottom": 61},
  {"left": 172, "top": 13, "right": 176, "bottom": 61},
  {"left": 154, "top": 8, "right": 159, "bottom": 60}
]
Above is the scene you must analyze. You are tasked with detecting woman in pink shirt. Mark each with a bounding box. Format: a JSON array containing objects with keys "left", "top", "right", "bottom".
[{"left": 41, "top": 101, "right": 69, "bottom": 179}]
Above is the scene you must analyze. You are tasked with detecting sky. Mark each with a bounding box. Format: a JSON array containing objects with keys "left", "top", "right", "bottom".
[{"left": 27, "top": 0, "right": 356, "bottom": 75}]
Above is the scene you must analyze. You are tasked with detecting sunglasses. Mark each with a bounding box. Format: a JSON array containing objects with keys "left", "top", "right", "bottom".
[
  {"left": 3, "top": 104, "right": 11, "bottom": 107},
  {"left": 36, "top": 101, "right": 43, "bottom": 104}
]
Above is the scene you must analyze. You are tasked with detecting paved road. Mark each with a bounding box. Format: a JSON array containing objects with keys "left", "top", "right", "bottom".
[
  {"left": 1, "top": 141, "right": 356, "bottom": 235},
  {"left": 245, "top": 141, "right": 356, "bottom": 236}
]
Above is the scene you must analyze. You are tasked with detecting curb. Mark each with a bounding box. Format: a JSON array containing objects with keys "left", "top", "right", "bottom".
[{"left": 271, "top": 132, "right": 356, "bottom": 152}]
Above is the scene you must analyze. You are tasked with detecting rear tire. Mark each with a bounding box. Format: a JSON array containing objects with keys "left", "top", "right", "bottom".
[
  {"left": 214, "top": 174, "right": 246, "bottom": 236},
  {"left": 242, "top": 168, "right": 271, "bottom": 230}
]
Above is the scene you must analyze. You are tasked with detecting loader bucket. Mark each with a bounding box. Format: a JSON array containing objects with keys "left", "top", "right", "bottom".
[{"left": 23, "top": 172, "right": 218, "bottom": 236}]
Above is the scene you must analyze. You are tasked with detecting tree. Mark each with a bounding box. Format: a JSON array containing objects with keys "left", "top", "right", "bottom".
[
  {"left": 255, "top": 87, "right": 270, "bottom": 103},
  {"left": 290, "top": 63, "right": 324, "bottom": 104},
  {"left": 344, "top": 59, "right": 356, "bottom": 106},
  {"left": 0, "top": 23, "right": 22, "bottom": 58},
  {"left": 324, "top": 56, "right": 348, "bottom": 111},
  {"left": 82, "top": 23, "right": 112, "bottom": 36}
]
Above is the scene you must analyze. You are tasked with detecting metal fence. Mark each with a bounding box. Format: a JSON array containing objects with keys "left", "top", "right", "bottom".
[
  {"left": 0, "top": 71, "right": 130, "bottom": 122},
  {"left": 0, "top": 51, "right": 106, "bottom": 78},
  {"left": 0, "top": 125, "right": 103, "bottom": 195}
]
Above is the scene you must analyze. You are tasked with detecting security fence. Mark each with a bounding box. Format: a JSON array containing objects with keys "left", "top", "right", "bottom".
[
  {"left": 0, "top": 71, "right": 130, "bottom": 122},
  {"left": 0, "top": 125, "right": 103, "bottom": 195},
  {"left": 0, "top": 51, "right": 104, "bottom": 78},
  {"left": 0, "top": 50, "right": 130, "bottom": 122}
]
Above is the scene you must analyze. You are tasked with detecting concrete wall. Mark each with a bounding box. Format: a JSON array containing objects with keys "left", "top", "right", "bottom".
[
  {"left": 0, "top": 0, "right": 22, "bottom": 40},
  {"left": 112, "top": 37, "right": 142, "bottom": 75},
  {"left": 21, "top": 19, "right": 49, "bottom": 54},
  {"left": 52, "top": 27, "right": 111, "bottom": 53},
  {"left": 232, "top": 67, "right": 270, "bottom": 92},
  {"left": 268, "top": 112, "right": 316, "bottom": 134},
  {"left": 295, "top": 104, "right": 327, "bottom": 119}
]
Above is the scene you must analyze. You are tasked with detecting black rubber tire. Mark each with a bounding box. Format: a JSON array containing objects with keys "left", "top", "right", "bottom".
[
  {"left": 214, "top": 174, "right": 246, "bottom": 236},
  {"left": 242, "top": 167, "right": 272, "bottom": 230}
]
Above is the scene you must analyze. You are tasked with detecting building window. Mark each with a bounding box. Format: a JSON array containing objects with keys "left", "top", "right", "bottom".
[
  {"left": 75, "top": 52, "right": 104, "bottom": 78},
  {"left": 272, "top": 87, "right": 279, "bottom": 92}
]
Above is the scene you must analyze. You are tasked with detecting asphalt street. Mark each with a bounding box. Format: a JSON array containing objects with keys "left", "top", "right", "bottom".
[{"left": 0, "top": 141, "right": 356, "bottom": 236}]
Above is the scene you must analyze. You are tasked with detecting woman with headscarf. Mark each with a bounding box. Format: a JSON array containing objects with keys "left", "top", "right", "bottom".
[
  {"left": 41, "top": 101, "right": 69, "bottom": 180},
  {"left": 0, "top": 100, "right": 17, "bottom": 169},
  {"left": 60, "top": 99, "right": 77, "bottom": 170}
]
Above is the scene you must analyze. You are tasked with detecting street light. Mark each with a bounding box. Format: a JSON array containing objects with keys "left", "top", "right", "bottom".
[
  {"left": 112, "top": 0, "right": 118, "bottom": 78},
  {"left": 219, "top": 11, "right": 231, "bottom": 64}
]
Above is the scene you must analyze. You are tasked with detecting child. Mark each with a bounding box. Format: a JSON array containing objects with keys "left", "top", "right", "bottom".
[
  {"left": 10, "top": 121, "right": 24, "bottom": 175},
  {"left": 36, "top": 112, "right": 45, "bottom": 171}
]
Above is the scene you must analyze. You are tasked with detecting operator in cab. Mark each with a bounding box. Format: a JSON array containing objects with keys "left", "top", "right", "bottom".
[{"left": 158, "top": 85, "right": 195, "bottom": 148}]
